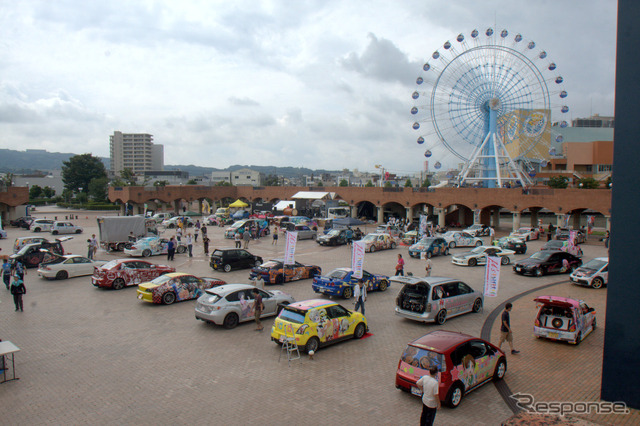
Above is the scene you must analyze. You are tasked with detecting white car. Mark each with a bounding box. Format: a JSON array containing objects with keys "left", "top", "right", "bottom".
[
  {"left": 463, "top": 224, "right": 490, "bottom": 237},
  {"left": 162, "top": 216, "right": 195, "bottom": 229},
  {"left": 451, "top": 246, "right": 516, "bottom": 266},
  {"left": 195, "top": 283, "right": 295, "bottom": 329},
  {"left": 509, "top": 227, "right": 540, "bottom": 241},
  {"left": 441, "top": 231, "right": 483, "bottom": 249},
  {"left": 30, "top": 219, "right": 55, "bottom": 232},
  {"left": 570, "top": 257, "right": 608, "bottom": 289},
  {"left": 37, "top": 255, "right": 106, "bottom": 280},
  {"left": 50, "top": 221, "right": 83, "bottom": 235}
]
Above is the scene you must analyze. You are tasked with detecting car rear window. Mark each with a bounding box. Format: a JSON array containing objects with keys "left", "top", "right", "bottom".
[
  {"left": 401, "top": 345, "right": 446, "bottom": 372},
  {"left": 278, "top": 307, "right": 306, "bottom": 324},
  {"left": 212, "top": 250, "right": 225, "bottom": 257}
]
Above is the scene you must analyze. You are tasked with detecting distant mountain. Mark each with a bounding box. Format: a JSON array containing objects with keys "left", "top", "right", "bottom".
[{"left": 0, "top": 149, "right": 338, "bottom": 178}]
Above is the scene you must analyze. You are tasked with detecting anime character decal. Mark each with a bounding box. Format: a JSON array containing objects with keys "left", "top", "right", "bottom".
[
  {"left": 238, "top": 292, "right": 257, "bottom": 320},
  {"left": 450, "top": 353, "right": 498, "bottom": 390},
  {"left": 309, "top": 308, "right": 353, "bottom": 342}
]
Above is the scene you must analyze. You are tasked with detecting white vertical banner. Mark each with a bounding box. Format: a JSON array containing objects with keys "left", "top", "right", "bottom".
[
  {"left": 351, "top": 240, "right": 366, "bottom": 278},
  {"left": 484, "top": 256, "right": 501, "bottom": 297},
  {"left": 419, "top": 214, "right": 427, "bottom": 238},
  {"left": 284, "top": 231, "right": 298, "bottom": 265}
]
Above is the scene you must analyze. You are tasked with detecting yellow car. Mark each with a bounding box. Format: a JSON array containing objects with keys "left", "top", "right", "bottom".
[
  {"left": 271, "top": 299, "right": 368, "bottom": 353},
  {"left": 137, "top": 272, "right": 226, "bottom": 305}
]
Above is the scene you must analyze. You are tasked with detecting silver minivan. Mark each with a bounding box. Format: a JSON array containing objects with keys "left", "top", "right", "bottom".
[{"left": 392, "top": 276, "right": 483, "bottom": 325}]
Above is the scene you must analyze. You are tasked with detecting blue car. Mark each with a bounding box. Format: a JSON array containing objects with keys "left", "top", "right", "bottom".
[
  {"left": 408, "top": 237, "right": 449, "bottom": 259},
  {"left": 312, "top": 267, "right": 390, "bottom": 299}
]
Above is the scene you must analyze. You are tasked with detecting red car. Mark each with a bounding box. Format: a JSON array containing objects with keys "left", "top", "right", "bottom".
[
  {"left": 91, "top": 259, "right": 176, "bottom": 290},
  {"left": 395, "top": 330, "right": 506, "bottom": 408}
]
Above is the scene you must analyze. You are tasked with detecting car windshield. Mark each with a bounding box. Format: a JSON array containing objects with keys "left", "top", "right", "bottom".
[
  {"left": 327, "top": 230, "right": 340, "bottom": 236},
  {"left": 278, "top": 308, "right": 306, "bottom": 324},
  {"left": 230, "top": 221, "right": 246, "bottom": 229},
  {"left": 471, "top": 247, "right": 486, "bottom": 254},
  {"left": 327, "top": 269, "right": 349, "bottom": 279},
  {"left": 544, "top": 241, "right": 564, "bottom": 249},
  {"left": 40, "top": 254, "right": 65, "bottom": 265},
  {"left": 150, "top": 275, "right": 174, "bottom": 285},
  {"left": 531, "top": 251, "right": 552, "bottom": 261},
  {"left": 517, "top": 228, "right": 529, "bottom": 233},
  {"left": 261, "top": 261, "right": 281, "bottom": 268},
  {"left": 442, "top": 231, "right": 455, "bottom": 237},
  {"left": 363, "top": 234, "right": 377, "bottom": 242},
  {"left": 401, "top": 345, "right": 446, "bottom": 372},
  {"left": 101, "top": 260, "right": 120, "bottom": 269},
  {"left": 581, "top": 259, "right": 607, "bottom": 271},
  {"left": 417, "top": 237, "right": 436, "bottom": 245}
]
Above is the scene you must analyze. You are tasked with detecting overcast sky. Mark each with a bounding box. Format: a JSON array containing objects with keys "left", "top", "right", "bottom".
[{"left": 0, "top": 0, "right": 617, "bottom": 175}]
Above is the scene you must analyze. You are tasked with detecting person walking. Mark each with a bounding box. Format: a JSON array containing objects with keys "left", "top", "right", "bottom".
[
  {"left": 395, "top": 254, "right": 405, "bottom": 276},
  {"left": 10, "top": 275, "right": 26, "bottom": 312},
  {"left": 167, "top": 237, "right": 176, "bottom": 261},
  {"left": 488, "top": 226, "right": 495, "bottom": 244},
  {"left": 194, "top": 220, "right": 201, "bottom": 242},
  {"left": 234, "top": 232, "right": 242, "bottom": 249},
  {"left": 2, "top": 259, "right": 12, "bottom": 290},
  {"left": 425, "top": 257, "right": 432, "bottom": 277},
  {"left": 176, "top": 227, "right": 183, "bottom": 243},
  {"left": 272, "top": 227, "right": 279, "bottom": 245},
  {"left": 353, "top": 279, "right": 367, "bottom": 315},
  {"left": 202, "top": 235, "right": 210, "bottom": 255},
  {"left": 186, "top": 233, "right": 193, "bottom": 257},
  {"left": 14, "top": 260, "right": 26, "bottom": 281},
  {"left": 252, "top": 287, "right": 264, "bottom": 331},
  {"left": 87, "top": 238, "right": 94, "bottom": 259},
  {"left": 604, "top": 230, "right": 610, "bottom": 249},
  {"left": 416, "top": 365, "right": 441, "bottom": 426},
  {"left": 498, "top": 303, "right": 520, "bottom": 355},
  {"left": 243, "top": 229, "right": 251, "bottom": 249}
]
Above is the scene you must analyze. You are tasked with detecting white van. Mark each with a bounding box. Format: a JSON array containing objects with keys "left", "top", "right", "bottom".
[
  {"left": 30, "top": 219, "right": 55, "bottom": 232},
  {"left": 327, "top": 207, "right": 350, "bottom": 219}
]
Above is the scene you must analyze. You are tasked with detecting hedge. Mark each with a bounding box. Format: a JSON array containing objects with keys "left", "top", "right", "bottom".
[{"left": 56, "top": 202, "right": 120, "bottom": 210}]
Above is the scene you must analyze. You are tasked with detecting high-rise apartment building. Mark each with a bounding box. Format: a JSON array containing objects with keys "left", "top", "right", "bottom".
[{"left": 109, "top": 131, "right": 164, "bottom": 175}]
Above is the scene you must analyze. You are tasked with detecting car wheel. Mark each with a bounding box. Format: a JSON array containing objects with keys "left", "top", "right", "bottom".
[
  {"left": 141, "top": 249, "right": 151, "bottom": 257},
  {"left": 592, "top": 318, "right": 597, "bottom": 330},
  {"left": 168, "top": 224, "right": 175, "bottom": 229},
  {"left": 370, "top": 246, "right": 376, "bottom": 253},
  {"left": 116, "top": 243, "right": 126, "bottom": 251},
  {"left": 112, "top": 278, "right": 125, "bottom": 290},
  {"left": 342, "top": 287, "right": 353, "bottom": 299},
  {"left": 52, "top": 230, "right": 59, "bottom": 235},
  {"left": 447, "top": 383, "right": 464, "bottom": 408},
  {"left": 223, "top": 264, "right": 232, "bottom": 272},
  {"left": 535, "top": 268, "right": 543, "bottom": 277},
  {"left": 34, "top": 227, "right": 41, "bottom": 232},
  {"left": 378, "top": 280, "right": 388, "bottom": 292},
  {"left": 275, "top": 275, "right": 284, "bottom": 285},
  {"left": 468, "top": 258, "right": 477, "bottom": 267},
  {"left": 426, "top": 251, "right": 432, "bottom": 259},
  {"left": 354, "top": 323, "right": 366, "bottom": 339},
  {"left": 76, "top": 229, "right": 82, "bottom": 234},
  {"left": 254, "top": 259, "right": 262, "bottom": 267},
  {"left": 526, "top": 236, "right": 530, "bottom": 242},
  {"left": 435, "top": 309, "right": 447, "bottom": 325},
  {"left": 501, "top": 256, "right": 510, "bottom": 265},
  {"left": 591, "top": 277, "right": 604, "bottom": 289},
  {"left": 305, "top": 337, "right": 320, "bottom": 354},
  {"left": 311, "top": 234, "right": 316, "bottom": 240},
  {"left": 449, "top": 241, "right": 456, "bottom": 249},
  {"left": 162, "top": 292, "right": 176, "bottom": 305},
  {"left": 444, "top": 248, "right": 449, "bottom": 256},
  {"left": 472, "top": 298, "right": 482, "bottom": 313},
  {"left": 390, "top": 242, "right": 396, "bottom": 249},
  {"left": 176, "top": 246, "right": 186, "bottom": 254},
  {"left": 574, "top": 332, "right": 582, "bottom": 345},
  {"left": 55, "top": 270, "right": 68, "bottom": 280},
  {"left": 223, "top": 313, "right": 239, "bottom": 329},
  {"left": 494, "top": 358, "right": 507, "bottom": 381},
  {"left": 475, "top": 240, "right": 482, "bottom": 247}
]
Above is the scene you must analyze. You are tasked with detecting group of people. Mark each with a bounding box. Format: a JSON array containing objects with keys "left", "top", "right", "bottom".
[{"left": 2, "top": 258, "right": 27, "bottom": 312}]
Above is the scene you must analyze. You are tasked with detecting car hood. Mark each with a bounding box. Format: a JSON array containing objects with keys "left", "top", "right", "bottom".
[{"left": 453, "top": 251, "right": 476, "bottom": 258}]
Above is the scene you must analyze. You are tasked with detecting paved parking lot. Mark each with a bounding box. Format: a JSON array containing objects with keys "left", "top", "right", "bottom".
[{"left": 0, "top": 208, "right": 635, "bottom": 425}]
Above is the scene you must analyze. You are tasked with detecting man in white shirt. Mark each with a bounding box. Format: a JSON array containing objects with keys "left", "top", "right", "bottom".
[
  {"left": 353, "top": 279, "right": 367, "bottom": 315},
  {"left": 416, "top": 366, "right": 440, "bottom": 426}
]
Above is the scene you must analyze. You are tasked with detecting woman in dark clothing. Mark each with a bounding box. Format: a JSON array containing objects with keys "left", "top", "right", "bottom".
[{"left": 10, "top": 275, "right": 26, "bottom": 312}]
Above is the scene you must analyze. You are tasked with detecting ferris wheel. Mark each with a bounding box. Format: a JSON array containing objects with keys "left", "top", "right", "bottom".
[{"left": 411, "top": 28, "right": 569, "bottom": 187}]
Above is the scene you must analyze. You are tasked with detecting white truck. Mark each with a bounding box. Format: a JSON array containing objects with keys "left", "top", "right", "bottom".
[{"left": 97, "top": 216, "right": 158, "bottom": 252}]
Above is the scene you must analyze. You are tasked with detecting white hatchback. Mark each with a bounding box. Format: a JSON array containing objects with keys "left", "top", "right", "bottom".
[
  {"left": 30, "top": 219, "right": 55, "bottom": 232},
  {"left": 50, "top": 221, "right": 83, "bottom": 235}
]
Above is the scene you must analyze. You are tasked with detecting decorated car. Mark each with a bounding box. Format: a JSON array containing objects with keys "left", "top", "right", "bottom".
[
  {"left": 540, "top": 240, "right": 583, "bottom": 257},
  {"left": 402, "top": 230, "right": 419, "bottom": 245},
  {"left": 361, "top": 233, "right": 397, "bottom": 253},
  {"left": 37, "top": 255, "right": 106, "bottom": 280},
  {"left": 316, "top": 228, "right": 352, "bottom": 246},
  {"left": 375, "top": 224, "right": 403, "bottom": 238},
  {"left": 408, "top": 237, "right": 449, "bottom": 259},
  {"left": 162, "top": 216, "right": 195, "bottom": 229},
  {"left": 195, "top": 284, "right": 295, "bottom": 329},
  {"left": 249, "top": 259, "right": 321, "bottom": 285},
  {"left": 10, "top": 241, "right": 66, "bottom": 268},
  {"left": 533, "top": 296, "right": 596, "bottom": 345},
  {"left": 137, "top": 272, "right": 226, "bottom": 305},
  {"left": 569, "top": 257, "right": 608, "bottom": 289},
  {"left": 513, "top": 251, "right": 582, "bottom": 277},
  {"left": 441, "top": 231, "right": 483, "bottom": 249},
  {"left": 555, "top": 228, "right": 586, "bottom": 244},
  {"left": 312, "top": 268, "right": 390, "bottom": 299},
  {"left": 224, "top": 219, "right": 269, "bottom": 239},
  {"left": 123, "top": 236, "right": 187, "bottom": 257},
  {"left": 91, "top": 259, "right": 176, "bottom": 290},
  {"left": 463, "top": 224, "right": 491, "bottom": 237},
  {"left": 509, "top": 227, "right": 540, "bottom": 241},
  {"left": 270, "top": 299, "right": 368, "bottom": 353},
  {"left": 451, "top": 246, "right": 516, "bottom": 267},
  {"left": 494, "top": 236, "right": 527, "bottom": 254},
  {"left": 395, "top": 330, "right": 506, "bottom": 408}
]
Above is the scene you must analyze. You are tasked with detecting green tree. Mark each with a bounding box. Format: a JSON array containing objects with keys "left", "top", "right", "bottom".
[
  {"left": 153, "top": 180, "right": 169, "bottom": 187},
  {"left": 29, "top": 185, "right": 43, "bottom": 199},
  {"left": 187, "top": 179, "right": 197, "bottom": 185},
  {"left": 421, "top": 178, "right": 431, "bottom": 188},
  {"left": 1, "top": 172, "right": 14, "bottom": 187},
  {"left": 61, "top": 154, "right": 107, "bottom": 193},
  {"left": 547, "top": 175, "right": 569, "bottom": 189},
  {"left": 365, "top": 180, "right": 374, "bottom": 187},
  {"left": 42, "top": 186, "right": 56, "bottom": 198},
  {"left": 88, "top": 177, "right": 109, "bottom": 201},
  {"left": 404, "top": 179, "right": 413, "bottom": 187},
  {"left": 120, "top": 168, "right": 137, "bottom": 186},
  {"left": 216, "top": 180, "right": 232, "bottom": 186},
  {"left": 577, "top": 177, "right": 600, "bottom": 189},
  {"left": 384, "top": 181, "right": 392, "bottom": 188},
  {"left": 339, "top": 179, "right": 349, "bottom": 187},
  {"left": 76, "top": 192, "right": 88, "bottom": 204},
  {"left": 264, "top": 174, "right": 280, "bottom": 186},
  {"left": 316, "top": 181, "right": 324, "bottom": 187}
]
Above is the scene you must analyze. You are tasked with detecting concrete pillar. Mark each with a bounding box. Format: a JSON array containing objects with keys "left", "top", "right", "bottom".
[
  {"left": 173, "top": 200, "right": 180, "bottom": 215},
  {"left": 350, "top": 206, "right": 357, "bottom": 218},
  {"left": 530, "top": 210, "right": 539, "bottom": 227},
  {"left": 458, "top": 208, "right": 465, "bottom": 225},
  {"left": 405, "top": 207, "right": 412, "bottom": 222},
  {"left": 556, "top": 213, "right": 564, "bottom": 228},
  {"left": 198, "top": 199, "right": 203, "bottom": 215},
  {"left": 436, "top": 208, "right": 446, "bottom": 228},
  {"left": 512, "top": 211, "right": 521, "bottom": 231},
  {"left": 377, "top": 206, "right": 384, "bottom": 224},
  {"left": 473, "top": 209, "right": 481, "bottom": 224},
  {"left": 572, "top": 213, "right": 581, "bottom": 229},
  {"left": 605, "top": 215, "right": 611, "bottom": 231},
  {"left": 120, "top": 203, "right": 126, "bottom": 216},
  {"left": 428, "top": 205, "right": 434, "bottom": 216},
  {"left": 492, "top": 209, "right": 501, "bottom": 228}
]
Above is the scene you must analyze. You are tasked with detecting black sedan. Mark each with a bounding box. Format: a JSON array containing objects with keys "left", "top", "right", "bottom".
[
  {"left": 10, "top": 216, "right": 33, "bottom": 229},
  {"left": 555, "top": 228, "right": 586, "bottom": 244},
  {"left": 317, "top": 229, "right": 352, "bottom": 246},
  {"left": 495, "top": 237, "right": 527, "bottom": 254},
  {"left": 513, "top": 251, "right": 582, "bottom": 277}
]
